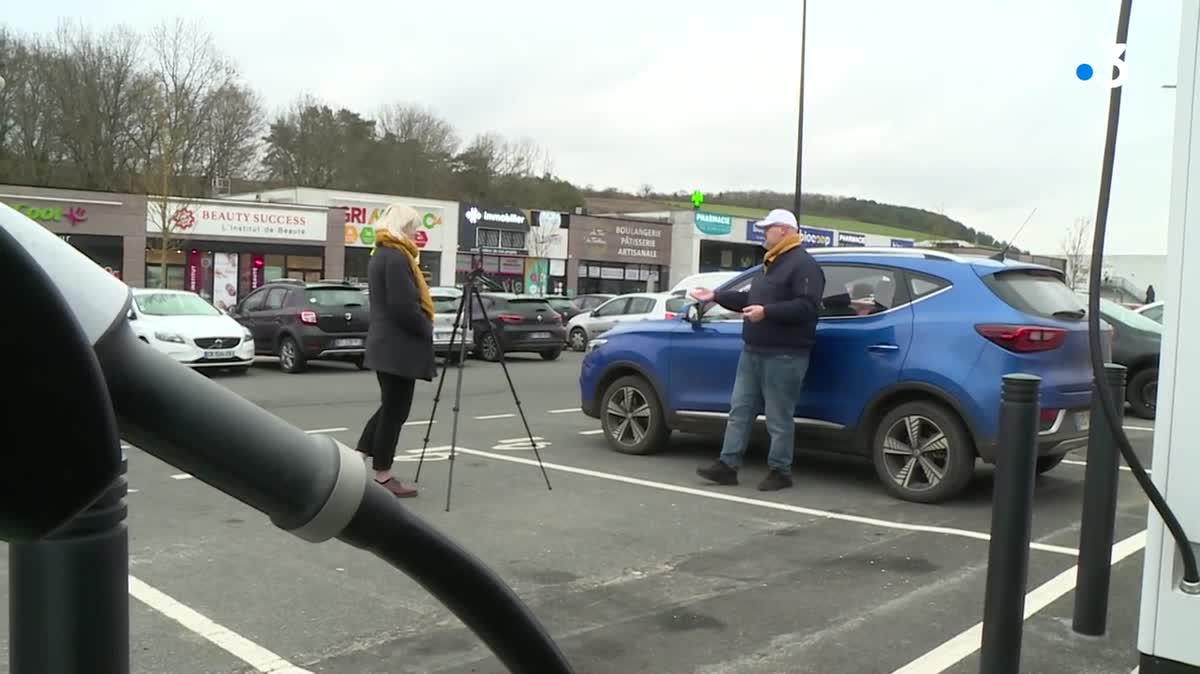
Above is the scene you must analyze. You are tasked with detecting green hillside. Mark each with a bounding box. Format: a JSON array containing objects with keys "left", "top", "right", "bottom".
[{"left": 666, "top": 201, "right": 932, "bottom": 241}]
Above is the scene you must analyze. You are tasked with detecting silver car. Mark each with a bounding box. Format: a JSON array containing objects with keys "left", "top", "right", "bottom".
[
  {"left": 566, "top": 292, "right": 693, "bottom": 351},
  {"left": 430, "top": 289, "right": 474, "bottom": 362}
]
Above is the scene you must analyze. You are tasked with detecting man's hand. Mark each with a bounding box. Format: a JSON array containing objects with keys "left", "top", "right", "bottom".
[
  {"left": 742, "top": 305, "right": 766, "bottom": 322},
  {"left": 691, "top": 287, "right": 715, "bottom": 302}
]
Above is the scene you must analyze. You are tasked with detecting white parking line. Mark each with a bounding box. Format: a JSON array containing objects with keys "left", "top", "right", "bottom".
[
  {"left": 170, "top": 474, "right": 194, "bottom": 481},
  {"left": 475, "top": 413, "right": 516, "bottom": 420},
  {"left": 579, "top": 429, "right": 604, "bottom": 436},
  {"left": 129, "top": 576, "right": 312, "bottom": 673},
  {"left": 403, "top": 420, "right": 436, "bottom": 427},
  {"left": 547, "top": 408, "right": 581, "bottom": 414},
  {"left": 454, "top": 447, "right": 1079, "bottom": 556},
  {"left": 890, "top": 530, "right": 1146, "bottom": 673},
  {"left": 1124, "top": 425, "right": 1154, "bottom": 432},
  {"left": 303, "top": 427, "right": 348, "bottom": 434},
  {"left": 1061, "top": 459, "right": 1149, "bottom": 474}
]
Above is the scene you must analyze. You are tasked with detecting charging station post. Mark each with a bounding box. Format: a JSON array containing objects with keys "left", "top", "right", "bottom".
[{"left": 1073, "top": 363, "right": 1127, "bottom": 636}]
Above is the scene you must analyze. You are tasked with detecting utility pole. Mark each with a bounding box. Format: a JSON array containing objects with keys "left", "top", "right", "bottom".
[{"left": 793, "top": 0, "right": 808, "bottom": 217}]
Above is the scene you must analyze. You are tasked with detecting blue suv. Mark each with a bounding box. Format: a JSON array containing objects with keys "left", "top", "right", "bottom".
[{"left": 579, "top": 248, "right": 1109, "bottom": 503}]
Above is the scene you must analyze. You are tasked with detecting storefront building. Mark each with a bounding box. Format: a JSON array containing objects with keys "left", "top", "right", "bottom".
[
  {"left": 144, "top": 198, "right": 341, "bottom": 312},
  {"left": 1, "top": 184, "right": 148, "bottom": 285},
  {"left": 668, "top": 210, "right": 916, "bottom": 288},
  {"left": 231, "top": 188, "right": 459, "bottom": 287},
  {"left": 455, "top": 203, "right": 570, "bottom": 295},
  {"left": 566, "top": 215, "right": 671, "bottom": 295}
]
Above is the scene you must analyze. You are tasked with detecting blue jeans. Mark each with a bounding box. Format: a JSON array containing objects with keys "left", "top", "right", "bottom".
[{"left": 719, "top": 349, "right": 811, "bottom": 476}]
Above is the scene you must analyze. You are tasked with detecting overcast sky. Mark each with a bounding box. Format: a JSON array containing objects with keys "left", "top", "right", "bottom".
[{"left": 6, "top": 0, "right": 1189, "bottom": 255}]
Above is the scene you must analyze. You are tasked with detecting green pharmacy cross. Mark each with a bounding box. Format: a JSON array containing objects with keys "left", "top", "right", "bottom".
[{"left": 691, "top": 191, "right": 704, "bottom": 208}]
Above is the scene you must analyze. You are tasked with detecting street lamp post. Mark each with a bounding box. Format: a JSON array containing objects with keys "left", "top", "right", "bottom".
[{"left": 793, "top": 0, "right": 808, "bottom": 217}]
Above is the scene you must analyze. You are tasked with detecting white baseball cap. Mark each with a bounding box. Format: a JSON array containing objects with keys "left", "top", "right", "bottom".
[{"left": 753, "top": 208, "right": 799, "bottom": 230}]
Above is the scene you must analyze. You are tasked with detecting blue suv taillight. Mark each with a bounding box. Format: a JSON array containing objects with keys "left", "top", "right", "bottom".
[{"left": 975, "top": 324, "right": 1067, "bottom": 352}]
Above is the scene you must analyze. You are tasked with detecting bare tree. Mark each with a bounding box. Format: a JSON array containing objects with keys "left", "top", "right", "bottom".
[
  {"left": 201, "top": 81, "right": 264, "bottom": 190},
  {"left": 638, "top": 183, "right": 654, "bottom": 198},
  {"left": 1061, "top": 216, "right": 1093, "bottom": 290},
  {"left": 376, "top": 102, "right": 459, "bottom": 158},
  {"left": 0, "top": 29, "right": 62, "bottom": 185},
  {"left": 41, "top": 21, "right": 152, "bottom": 190},
  {"left": 138, "top": 18, "right": 239, "bottom": 286}
]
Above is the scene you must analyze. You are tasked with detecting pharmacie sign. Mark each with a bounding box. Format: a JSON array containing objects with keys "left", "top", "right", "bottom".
[
  {"left": 694, "top": 211, "right": 733, "bottom": 236},
  {"left": 341, "top": 203, "right": 446, "bottom": 250},
  {"left": 6, "top": 202, "right": 89, "bottom": 226},
  {"left": 147, "top": 200, "right": 327, "bottom": 242}
]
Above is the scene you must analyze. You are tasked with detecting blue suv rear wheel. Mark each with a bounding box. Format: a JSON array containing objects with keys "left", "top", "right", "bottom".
[{"left": 870, "top": 400, "right": 975, "bottom": 503}]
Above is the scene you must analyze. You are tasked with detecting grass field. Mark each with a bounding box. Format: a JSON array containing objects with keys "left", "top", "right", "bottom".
[{"left": 665, "top": 201, "right": 932, "bottom": 241}]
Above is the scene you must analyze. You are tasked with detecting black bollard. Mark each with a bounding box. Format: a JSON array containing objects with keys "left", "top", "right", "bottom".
[
  {"left": 10, "top": 456, "right": 129, "bottom": 674},
  {"left": 1072, "top": 363, "right": 1128, "bottom": 636},
  {"left": 980, "top": 374, "right": 1041, "bottom": 674}
]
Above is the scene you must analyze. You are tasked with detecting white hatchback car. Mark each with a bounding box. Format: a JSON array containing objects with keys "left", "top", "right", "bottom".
[
  {"left": 566, "top": 292, "right": 693, "bottom": 351},
  {"left": 128, "top": 288, "right": 256, "bottom": 373}
]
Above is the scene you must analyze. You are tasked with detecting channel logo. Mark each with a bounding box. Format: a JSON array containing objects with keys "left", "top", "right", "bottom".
[{"left": 1077, "top": 44, "right": 1128, "bottom": 89}]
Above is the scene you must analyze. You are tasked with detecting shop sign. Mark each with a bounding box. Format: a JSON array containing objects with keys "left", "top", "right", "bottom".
[
  {"left": 746, "top": 220, "right": 765, "bottom": 243},
  {"left": 694, "top": 211, "right": 733, "bottom": 236},
  {"left": 890, "top": 238, "right": 915, "bottom": 248},
  {"left": 576, "top": 218, "right": 670, "bottom": 265},
  {"left": 341, "top": 203, "right": 446, "bottom": 249},
  {"left": 798, "top": 225, "right": 835, "bottom": 247},
  {"left": 8, "top": 202, "right": 89, "bottom": 226},
  {"left": 459, "top": 203, "right": 529, "bottom": 255},
  {"left": 838, "top": 231, "right": 867, "bottom": 247},
  {"left": 147, "top": 201, "right": 327, "bottom": 242}
]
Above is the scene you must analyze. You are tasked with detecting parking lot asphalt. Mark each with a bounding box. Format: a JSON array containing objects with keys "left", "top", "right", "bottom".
[{"left": 0, "top": 351, "right": 1161, "bottom": 673}]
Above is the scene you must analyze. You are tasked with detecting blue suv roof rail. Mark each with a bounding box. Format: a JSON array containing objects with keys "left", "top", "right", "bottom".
[{"left": 806, "top": 247, "right": 966, "bottom": 262}]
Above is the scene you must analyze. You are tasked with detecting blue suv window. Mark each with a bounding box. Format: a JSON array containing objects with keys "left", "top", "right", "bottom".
[{"left": 820, "top": 265, "right": 911, "bottom": 318}]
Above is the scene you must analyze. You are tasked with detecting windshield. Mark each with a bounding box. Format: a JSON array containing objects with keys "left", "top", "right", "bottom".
[
  {"left": 546, "top": 298, "right": 574, "bottom": 312},
  {"left": 671, "top": 271, "right": 739, "bottom": 292},
  {"left": 305, "top": 288, "right": 366, "bottom": 307},
  {"left": 431, "top": 296, "right": 459, "bottom": 314},
  {"left": 135, "top": 293, "right": 221, "bottom": 317},
  {"left": 1099, "top": 297, "right": 1162, "bottom": 333}
]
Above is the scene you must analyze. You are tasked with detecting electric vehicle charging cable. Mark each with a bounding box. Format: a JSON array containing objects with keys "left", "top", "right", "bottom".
[{"left": 1087, "top": 0, "right": 1200, "bottom": 592}]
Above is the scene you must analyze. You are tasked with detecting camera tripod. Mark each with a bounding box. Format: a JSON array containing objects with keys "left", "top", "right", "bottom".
[{"left": 415, "top": 268, "right": 553, "bottom": 511}]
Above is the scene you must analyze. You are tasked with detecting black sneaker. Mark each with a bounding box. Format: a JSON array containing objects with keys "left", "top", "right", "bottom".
[
  {"left": 697, "top": 460, "right": 738, "bottom": 486},
  {"left": 757, "top": 470, "right": 793, "bottom": 492}
]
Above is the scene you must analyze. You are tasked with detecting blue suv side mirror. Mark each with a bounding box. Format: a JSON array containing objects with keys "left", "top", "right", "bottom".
[{"left": 685, "top": 303, "right": 703, "bottom": 325}]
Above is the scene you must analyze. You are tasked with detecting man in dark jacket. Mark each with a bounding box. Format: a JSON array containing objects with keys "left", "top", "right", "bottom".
[{"left": 692, "top": 209, "right": 825, "bottom": 491}]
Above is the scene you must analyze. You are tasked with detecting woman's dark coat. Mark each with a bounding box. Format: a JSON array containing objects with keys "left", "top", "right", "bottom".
[{"left": 363, "top": 246, "right": 436, "bottom": 381}]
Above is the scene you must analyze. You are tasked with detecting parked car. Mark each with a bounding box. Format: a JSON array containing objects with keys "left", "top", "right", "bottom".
[
  {"left": 430, "top": 288, "right": 473, "bottom": 362},
  {"left": 579, "top": 248, "right": 1109, "bottom": 503},
  {"left": 128, "top": 288, "right": 256, "bottom": 373},
  {"left": 1135, "top": 301, "right": 1164, "bottom": 323},
  {"left": 469, "top": 293, "right": 566, "bottom": 361},
  {"left": 566, "top": 292, "right": 694, "bottom": 352},
  {"left": 547, "top": 294, "right": 614, "bottom": 324},
  {"left": 228, "top": 279, "right": 369, "bottom": 373},
  {"left": 669, "top": 271, "right": 740, "bottom": 297},
  {"left": 1092, "top": 296, "right": 1161, "bottom": 419}
]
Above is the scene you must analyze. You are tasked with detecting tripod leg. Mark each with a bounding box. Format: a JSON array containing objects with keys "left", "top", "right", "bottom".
[
  {"left": 472, "top": 297, "right": 553, "bottom": 491},
  {"left": 445, "top": 288, "right": 474, "bottom": 512},
  {"left": 416, "top": 291, "right": 466, "bottom": 483}
]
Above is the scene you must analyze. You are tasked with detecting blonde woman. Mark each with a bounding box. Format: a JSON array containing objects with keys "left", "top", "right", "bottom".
[{"left": 355, "top": 204, "right": 436, "bottom": 497}]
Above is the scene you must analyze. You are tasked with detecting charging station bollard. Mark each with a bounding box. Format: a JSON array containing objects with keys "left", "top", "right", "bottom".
[
  {"left": 980, "top": 374, "right": 1041, "bottom": 674},
  {"left": 1072, "top": 363, "right": 1128, "bottom": 636},
  {"left": 10, "top": 456, "right": 129, "bottom": 674}
]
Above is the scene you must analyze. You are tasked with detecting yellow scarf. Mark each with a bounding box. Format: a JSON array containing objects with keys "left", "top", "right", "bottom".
[
  {"left": 764, "top": 232, "right": 802, "bottom": 268},
  {"left": 373, "top": 229, "right": 435, "bottom": 320}
]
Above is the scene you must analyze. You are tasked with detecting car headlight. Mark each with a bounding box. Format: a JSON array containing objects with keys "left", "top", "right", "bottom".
[
  {"left": 242, "top": 327, "right": 254, "bottom": 341},
  {"left": 154, "top": 331, "right": 186, "bottom": 344},
  {"left": 586, "top": 338, "right": 608, "bottom": 352}
]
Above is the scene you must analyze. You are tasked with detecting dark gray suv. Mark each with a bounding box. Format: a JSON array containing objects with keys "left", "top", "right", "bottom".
[{"left": 229, "top": 279, "right": 369, "bottom": 373}]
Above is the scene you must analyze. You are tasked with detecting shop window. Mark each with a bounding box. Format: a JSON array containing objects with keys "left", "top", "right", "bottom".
[
  {"left": 478, "top": 229, "right": 502, "bottom": 248},
  {"left": 500, "top": 230, "right": 525, "bottom": 250},
  {"left": 287, "top": 255, "right": 322, "bottom": 271}
]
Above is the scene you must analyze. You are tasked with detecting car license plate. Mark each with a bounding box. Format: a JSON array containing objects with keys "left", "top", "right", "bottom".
[
  {"left": 530, "top": 332, "right": 551, "bottom": 340},
  {"left": 334, "top": 338, "right": 363, "bottom": 348},
  {"left": 1075, "top": 411, "right": 1090, "bottom": 432},
  {"left": 204, "top": 349, "right": 235, "bottom": 359}
]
